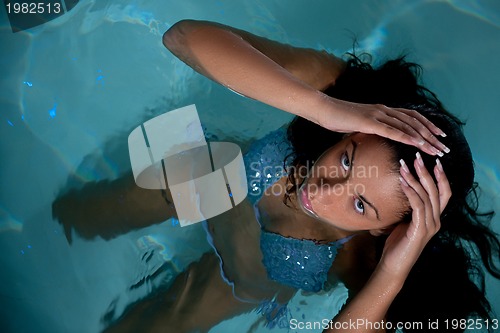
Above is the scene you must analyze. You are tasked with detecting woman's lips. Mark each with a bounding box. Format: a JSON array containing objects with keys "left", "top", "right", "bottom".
[{"left": 300, "top": 185, "right": 317, "bottom": 217}]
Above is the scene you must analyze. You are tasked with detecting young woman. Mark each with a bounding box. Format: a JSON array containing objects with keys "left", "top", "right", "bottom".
[
  {"left": 158, "top": 20, "right": 500, "bottom": 332},
  {"left": 54, "top": 19, "right": 499, "bottom": 332}
]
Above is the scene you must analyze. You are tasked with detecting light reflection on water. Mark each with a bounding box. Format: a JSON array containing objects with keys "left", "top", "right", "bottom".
[
  {"left": 445, "top": 0, "right": 500, "bottom": 28},
  {"left": 0, "top": 206, "right": 23, "bottom": 233}
]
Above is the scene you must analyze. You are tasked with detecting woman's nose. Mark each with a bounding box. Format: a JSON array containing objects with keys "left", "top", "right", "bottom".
[
  {"left": 311, "top": 176, "right": 348, "bottom": 203},
  {"left": 319, "top": 172, "right": 348, "bottom": 187}
]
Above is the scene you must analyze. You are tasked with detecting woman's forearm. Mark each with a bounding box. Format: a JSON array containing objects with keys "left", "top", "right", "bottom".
[
  {"left": 324, "top": 269, "right": 404, "bottom": 333},
  {"left": 162, "top": 20, "right": 344, "bottom": 123},
  {"left": 163, "top": 20, "right": 448, "bottom": 156}
]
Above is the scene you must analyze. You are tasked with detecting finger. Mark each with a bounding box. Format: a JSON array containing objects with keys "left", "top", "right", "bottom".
[
  {"left": 400, "top": 159, "right": 434, "bottom": 228},
  {"left": 434, "top": 158, "right": 452, "bottom": 213},
  {"left": 373, "top": 120, "right": 436, "bottom": 156},
  {"left": 391, "top": 109, "right": 450, "bottom": 155},
  {"left": 375, "top": 115, "right": 442, "bottom": 156},
  {"left": 382, "top": 110, "right": 449, "bottom": 157},
  {"left": 399, "top": 175, "right": 427, "bottom": 238},
  {"left": 413, "top": 152, "right": 441, "bottom": 223},
  {"left": 395, "top": 107, "right": 447, "bottom": 138}
]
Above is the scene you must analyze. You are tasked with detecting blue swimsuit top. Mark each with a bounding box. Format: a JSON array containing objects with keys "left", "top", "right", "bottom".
[{"left": 244, "top": 127, "right": 352, "bottom": 293}]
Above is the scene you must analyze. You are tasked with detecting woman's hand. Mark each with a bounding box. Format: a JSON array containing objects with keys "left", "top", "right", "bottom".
[
  {"left": 315, "top": 97, "right": 450, "bottom": 157},
  {"left": 322, "top": 155, "right": 451, "bottom": 333},
  {"left": 376, "top": 152, "right": 452, "bottom": 280}
]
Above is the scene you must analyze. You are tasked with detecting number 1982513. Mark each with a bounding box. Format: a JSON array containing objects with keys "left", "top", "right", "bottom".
[
  {"left": 5, "top": 2, "right": 61, "bottom": 14},
  {"left": 444, "top": 319, "right": 498, "bottom": 330}
]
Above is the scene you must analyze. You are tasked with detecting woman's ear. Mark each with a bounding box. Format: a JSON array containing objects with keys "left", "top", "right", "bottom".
[{"left": 369, "top": 224, "right": 397, "bottom": 237}]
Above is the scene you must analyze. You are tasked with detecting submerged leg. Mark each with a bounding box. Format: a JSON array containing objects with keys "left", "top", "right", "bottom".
[
  {"left": 102, "top": 252, "right": 258, "bottom": 333},
  {"left": 52, "top": 172, "right": 176, "bottom": 242}
]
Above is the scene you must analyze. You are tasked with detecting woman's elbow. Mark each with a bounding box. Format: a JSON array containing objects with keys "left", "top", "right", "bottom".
[{"left": 162, "top": 19, "right": 201, "bottom": 54}]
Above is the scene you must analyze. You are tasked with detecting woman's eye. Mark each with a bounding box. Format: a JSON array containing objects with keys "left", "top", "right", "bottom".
[
  {"left": 341, "top": 152, "right": 350, "bottom": 170},
  {"left": 354, "top": 197, "right": 365, "bottom": 214}
]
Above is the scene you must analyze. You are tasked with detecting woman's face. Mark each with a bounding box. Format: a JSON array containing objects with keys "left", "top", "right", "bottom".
[{"left": 297, "top": 133, "right": 408, "bottom": 233}]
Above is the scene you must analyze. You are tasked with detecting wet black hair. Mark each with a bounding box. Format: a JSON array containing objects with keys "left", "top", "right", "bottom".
[{"left": 285, "top": 54, "right": 500, "bottom": 332}]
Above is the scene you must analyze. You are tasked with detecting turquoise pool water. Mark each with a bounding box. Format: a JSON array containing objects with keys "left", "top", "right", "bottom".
[{"left": 1, "top": 1, "right": 499, "bottom": 332}]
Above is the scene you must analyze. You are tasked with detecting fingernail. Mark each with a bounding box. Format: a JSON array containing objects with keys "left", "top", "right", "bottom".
[
  {"left": 436, "top": 158, "right": 444, "bottom": 172},
  {"left": 416, "top": 152, "right": 424, "bottom": 167},
  {"left": 440, "top": 132, "right": 447, "bottom": 138},
  {"left": 400, "top": 176, "right": 409, "bottom": 187},
  {"left": 442, "top": 145, "right": 451, "bottom": 154},
  {"left": 432, "top": 147, "right": 444, "bottom": 157},
  {"left": 399, "top": 159, "right": 409, "bottom": 173}
]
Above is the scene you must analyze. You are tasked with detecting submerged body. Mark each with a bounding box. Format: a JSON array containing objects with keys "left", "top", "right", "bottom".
[
  {"left": 103, "top": 127, "right": 380, "bottom": 333},
  {"left": 54, "top": 19, "right": 500, "bottom": 333}
]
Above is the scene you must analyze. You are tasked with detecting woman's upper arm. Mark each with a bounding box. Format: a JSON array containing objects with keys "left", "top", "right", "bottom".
[{"left": 162, "top": 19, "right": 346, "bottom": 91}]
